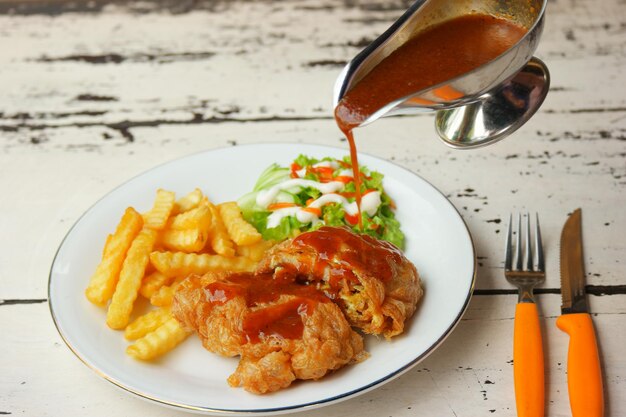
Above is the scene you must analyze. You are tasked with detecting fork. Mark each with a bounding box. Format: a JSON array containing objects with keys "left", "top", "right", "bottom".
[{"left": 505, "top": 213, "right": 545, "bottom": 417}]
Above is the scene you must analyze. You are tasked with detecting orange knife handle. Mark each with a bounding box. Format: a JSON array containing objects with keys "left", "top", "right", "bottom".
[
  {"left": 556, "top": 313, "right": 604, "bottom": 417},
  {"left": 513, "top": 303, "right": 545, "bottom": 417}
]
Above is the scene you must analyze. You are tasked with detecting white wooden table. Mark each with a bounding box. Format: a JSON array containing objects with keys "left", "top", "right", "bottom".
[{"left": 1, "top": 0, "right": 624, "bottom": 416}]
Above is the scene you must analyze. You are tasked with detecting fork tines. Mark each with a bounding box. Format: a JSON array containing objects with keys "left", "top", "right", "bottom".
[{"left": 505, "top": 213, "right": 545, "bottom": 272}]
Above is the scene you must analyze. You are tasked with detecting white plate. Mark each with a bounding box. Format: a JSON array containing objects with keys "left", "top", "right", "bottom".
[{"left": 49, "top": 143, "right": 475, "bottom": 415}]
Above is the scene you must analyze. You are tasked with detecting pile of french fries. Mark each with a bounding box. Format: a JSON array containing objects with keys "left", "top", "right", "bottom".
[{"left": 85, "top": 188, "right": 275, "bottom": 361}]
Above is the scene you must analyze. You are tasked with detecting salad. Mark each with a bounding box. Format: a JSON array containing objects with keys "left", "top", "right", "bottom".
[{"left": 237, "top": 155, "right": 405, "bottom": 249}]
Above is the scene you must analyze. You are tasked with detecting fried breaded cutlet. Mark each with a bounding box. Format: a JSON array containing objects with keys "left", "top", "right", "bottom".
[
  {"left": 257, "top": 226, "right": 423, "bottom": 338},
  {"left": 172, "top": 272, "right": 366, "bottom": 394},
  {"left": 172, "top": 226, "right": 422, "bottom": 394}
]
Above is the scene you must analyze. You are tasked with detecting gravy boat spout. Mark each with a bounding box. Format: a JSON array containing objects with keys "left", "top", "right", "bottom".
[{"left": 333, "top": 0, "right": 550, "bottom": 149}]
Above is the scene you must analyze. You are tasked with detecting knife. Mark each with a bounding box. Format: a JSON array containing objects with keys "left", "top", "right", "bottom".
[{"left": 556, "top": 208, "right": 604, "bottom": 417}]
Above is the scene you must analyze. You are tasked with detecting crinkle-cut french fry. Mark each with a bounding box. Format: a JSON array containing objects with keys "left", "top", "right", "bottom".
[
  {"left": 150, "top": 251, "right": 256, "bottom": 278},
  {"left": 139, "top": 271, "right": 174, "bottom": 299},
  {"left": 150, "top": 280, "right": 182, "bottom": 307},
  {"left": 85, "top": 207, "right": 143, "bottom": 306},
  {"left": 206, "top": 202, "right": 236, "bottom": 257},
  {"left": 235, "top": 240, "right": 277, "bottom": 262},
  {"left": 170, "top": 203, "right": 212, "bottom": 230},
  {"left": 124, "top": 308, "right": 172, "bottom": 340},
  {"left": 106, "top": 228, "right": 158, "bottom": 329},
  {"left": 173, "top": 188, "right": 204, "bottom": 214},
  {"left": 102, "top": 234, "right": 113, "bottom": 258},
  {"left": 126, "top": 317, "right": 190, "bottom": 361},
  {"left": 143, "top": 189, "right": 176, "bottom": 230},
  {"left": 161, "top": 228, "right": 209, "bottom": 252},
  {"left": 218, "top": 202, "right": 263, "bottom": 246}
]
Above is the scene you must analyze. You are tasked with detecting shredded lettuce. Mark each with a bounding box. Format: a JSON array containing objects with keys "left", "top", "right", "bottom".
[
  {"left": 253, "top": 163, "right": 289, "bottom": 191},
  {"left": 237, "top": 154, "right": 405, "bottom": 249},
  {"left": 322, "top": 202, "right": 346, "bottom": 226},
  {"left": 244, "top": 211, "right": 306, "bottom": 241}
]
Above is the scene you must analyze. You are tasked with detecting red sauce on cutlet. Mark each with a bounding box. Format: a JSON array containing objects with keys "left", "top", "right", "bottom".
[
  {"left": 200, "top": 228, "right": 405, "bottom": 343},
  {"left": 292, "top": 226, "right": 404, "bottom": 289},
  {"left": 203, "top": 272, "right": 328, "bottom": 344}
]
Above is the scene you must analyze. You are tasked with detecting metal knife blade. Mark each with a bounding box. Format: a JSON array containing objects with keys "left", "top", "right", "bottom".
[
  {"left": 557, "top": 208, "right": 604, "bottom": 417},
  {"left": 559, "top": 208, "right": 588, "bottom": 314}
]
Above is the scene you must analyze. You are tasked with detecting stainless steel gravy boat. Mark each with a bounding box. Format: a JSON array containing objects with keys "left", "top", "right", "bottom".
[{"left": 333, "top": 0, "right": 550, "bottom": 149}]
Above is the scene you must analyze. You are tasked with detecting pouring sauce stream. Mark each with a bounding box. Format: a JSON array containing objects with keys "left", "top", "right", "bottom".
[{"left": 334, "top": 14, "right": 527, "bottom": 229}]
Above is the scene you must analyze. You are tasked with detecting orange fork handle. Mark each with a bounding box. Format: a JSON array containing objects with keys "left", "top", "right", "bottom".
[
  {"left": 556, "top": 313, "right": 604, "bottom": 417},
  {"left": 513, "top": 303, "right": 545, "bottom": 417}
]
